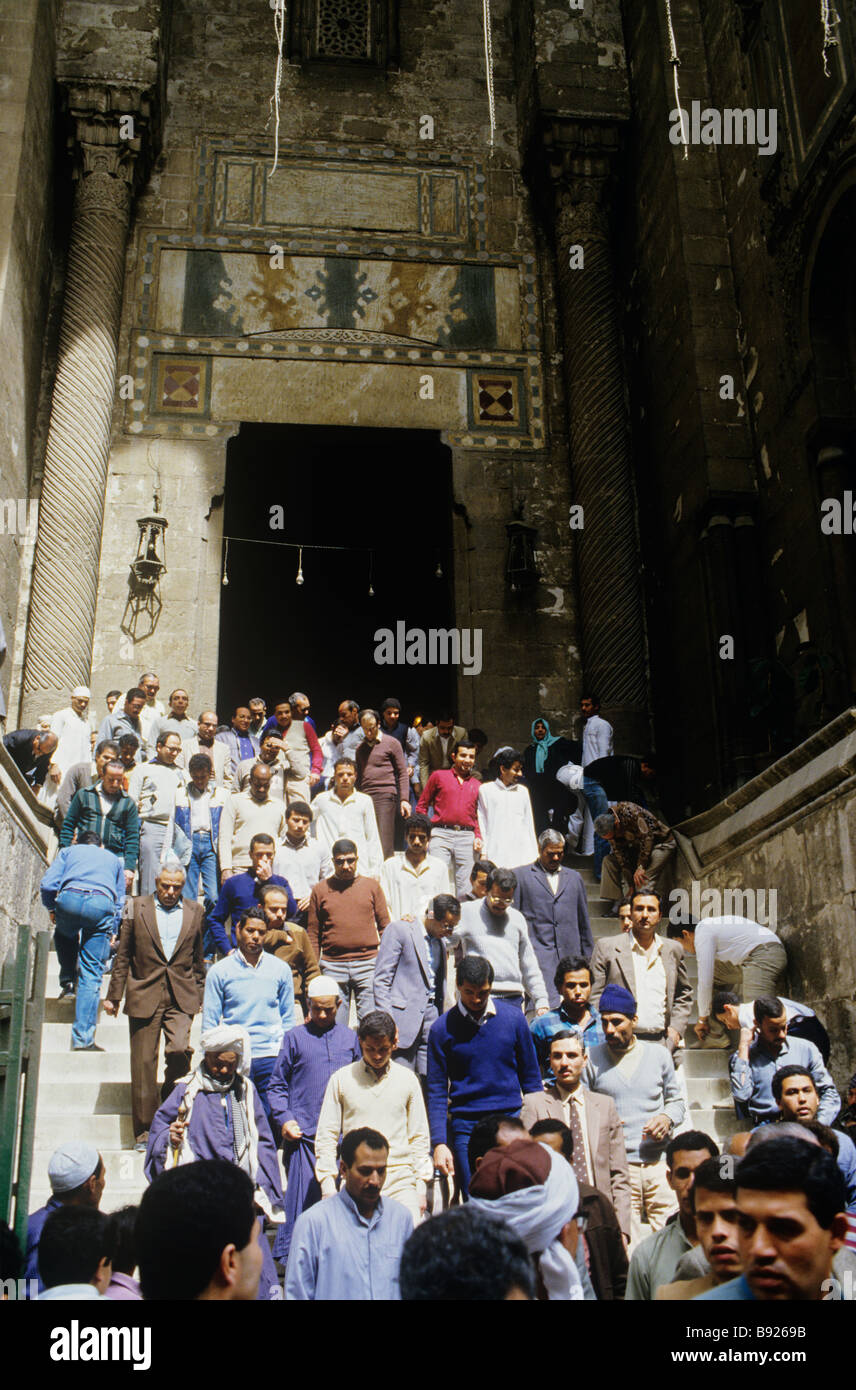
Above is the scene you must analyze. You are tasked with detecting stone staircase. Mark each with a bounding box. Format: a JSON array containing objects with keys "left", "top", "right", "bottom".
[
  {"left": 30, "top": 951, "right": 202, "bottom": 1215},
  {"left": 29, "top": 854, "right": 738, "bottom": 1217}
]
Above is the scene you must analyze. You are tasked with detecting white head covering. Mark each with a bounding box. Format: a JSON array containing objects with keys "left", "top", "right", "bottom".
[
  {"left": 48, "top": 1141, "right": 100, "bottom": 1193},
  {"left": 469, "top": 1144, "right": 583, "bottom": 1300},
  {"left": 200, "top": 1024, "right": 252, "bottom": 1075},
  {"left": 307, "top": 975, "right": 343, "bottom": 1000},
  {"left": 71, "top": 685, "right": 91, "bottom": 699}
]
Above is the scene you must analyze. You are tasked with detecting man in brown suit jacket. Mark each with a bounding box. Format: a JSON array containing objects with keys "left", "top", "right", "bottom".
[
  {"left": 589, "top": 890, "right": 693, "bottom": 1051},
  {"left": 104, "top": 859, "right": 204, "bottom": 1149},
  {"left": 521, "top": 1028, "right": 631, "bottom": 1241}
]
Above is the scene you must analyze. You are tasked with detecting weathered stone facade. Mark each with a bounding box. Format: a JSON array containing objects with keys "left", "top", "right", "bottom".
[{"left": 1, "top": 0, "right": 855, "bottom": 1068}]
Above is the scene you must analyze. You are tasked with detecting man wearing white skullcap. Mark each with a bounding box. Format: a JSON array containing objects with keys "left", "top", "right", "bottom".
[
  {"left": 24, "top": 1141, "right": 105, "bottom": 1294},
  {"left": 267, "top": 975, "right": 361, "bottom": 1263},
  {"left": 45, "top": 687, "right": 95, "bottom": 810}
]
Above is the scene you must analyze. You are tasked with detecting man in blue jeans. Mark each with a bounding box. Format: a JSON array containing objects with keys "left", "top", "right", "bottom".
[{"left": 40, "top": 832, "right": 125, "bottom": 1051}]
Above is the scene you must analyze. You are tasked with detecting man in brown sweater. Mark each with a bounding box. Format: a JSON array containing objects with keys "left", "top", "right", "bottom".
[
  {"left": 354, "top": 708, "right": 410, "bottom": 859},
  {"left": 307, "top": 837, "right": 391, "bottom": 1025}
]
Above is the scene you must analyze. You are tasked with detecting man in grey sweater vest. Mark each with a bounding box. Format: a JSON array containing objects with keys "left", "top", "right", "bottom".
[{"left": 584, "top": 983, "right": 685, "bottom": 1251}]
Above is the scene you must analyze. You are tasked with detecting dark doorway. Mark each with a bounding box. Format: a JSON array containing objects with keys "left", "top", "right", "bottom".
[{"left": 217, "top": 423, "right": 456, "bottom": 731}]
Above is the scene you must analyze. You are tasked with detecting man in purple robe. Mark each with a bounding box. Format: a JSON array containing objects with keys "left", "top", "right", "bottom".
[
  {"left": 267, "top": 975, "right": 361, "bottom": 1261},
  {"left": 144, "top": 1024, "right": 284, "bottom": 1300}
]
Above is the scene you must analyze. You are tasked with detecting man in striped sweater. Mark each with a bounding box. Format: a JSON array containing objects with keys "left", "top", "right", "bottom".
[
  {"left": 60, "top": 760, "right": 140, "bottom": 891},
  {"left": 584, "top": 983, "right": 685, "bottom": 1250}
]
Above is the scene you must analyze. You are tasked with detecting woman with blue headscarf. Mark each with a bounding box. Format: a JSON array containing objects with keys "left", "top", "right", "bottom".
[{"left": 523, "top": 718, "right": 579, "bottom": 834}]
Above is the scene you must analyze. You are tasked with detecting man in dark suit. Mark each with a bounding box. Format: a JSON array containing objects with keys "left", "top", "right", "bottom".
[
  {"left": 522, "top": 1028, "right": 631, "bottom": 1242},
  {"left": 104, "top": 857, "right": 205, "bottom": 1150},
  {"left": 589, "top": 889, "right": 692, "bottom": 1053},
  {"left": 372, "top": 894, "right": 460, "bottom": 1077},
  {"left": 513, "top": 830, "right": 593, "bottom": 1006}
]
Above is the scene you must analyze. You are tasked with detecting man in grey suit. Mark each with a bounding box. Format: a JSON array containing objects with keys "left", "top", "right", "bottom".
[
  {"left": 522, "top": 1028, "right": 631, "bottom": 1242},
  {"left": 418, "top": 715, "right": 467, "bottom": 791},
  {"left": 513, "top": 830, "right": 593, "bottom": 1006},
  {"left": 589, "top": 889, "right": 692, "bottom": 1053},
  {"left": 372, "top": 894, "right": 461, "bottom": 1076}
]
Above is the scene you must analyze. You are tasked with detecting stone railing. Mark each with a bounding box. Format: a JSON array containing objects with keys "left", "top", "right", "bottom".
[{"left": 0, "top": 742, "right": 55, "bottom": 967}]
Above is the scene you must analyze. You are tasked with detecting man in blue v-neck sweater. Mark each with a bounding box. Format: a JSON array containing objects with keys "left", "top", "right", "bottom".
[{"left": 426, "top": 955, "right": 542, "bottom": 1194}]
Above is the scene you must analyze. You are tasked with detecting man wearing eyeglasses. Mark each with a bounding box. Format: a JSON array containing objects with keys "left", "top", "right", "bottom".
[{"left": 307, "top": 839, "right": 391, "bottom": 1026}]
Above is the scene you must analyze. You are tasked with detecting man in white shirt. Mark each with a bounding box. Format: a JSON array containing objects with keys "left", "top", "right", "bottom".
[
  {"left": 44, "top": 686, "right": 94, "bottom": 809},
  {"left": 380, "top": 813, "right": 449, "bottom": 920},
  {"left": 312, "top": 758, "right": 383, "bottom": 879},
  {"left": 477, "top": 748, "right": 538, "bottom": 868},
  {"left": 580, "top": 693, "right": 614, "bottom": 767},
  {"left": 173, "top": 754, "right": 229, "bottom": 942},
  {"left": 137, "top": 672, "right": 165, "bottom": 749},
  {"left": 273, "top": 801, "right": 325, "bottom": 917},
  {"left": 667, "top": 915, "right": 788, "bottom": 1048}
]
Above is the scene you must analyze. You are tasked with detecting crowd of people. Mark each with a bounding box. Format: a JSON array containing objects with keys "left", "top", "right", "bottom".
[{"left": 3, "top": 674, "right": 855, "bottom": 1302}]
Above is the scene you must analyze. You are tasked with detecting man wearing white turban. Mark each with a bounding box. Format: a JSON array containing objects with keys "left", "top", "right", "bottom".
[{"left": 144, "top": 1024, "right": 285, "bottom": 1300}]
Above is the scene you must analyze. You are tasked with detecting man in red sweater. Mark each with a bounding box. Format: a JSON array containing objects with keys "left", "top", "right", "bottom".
[
  {"left": 307, "top": 837, "right": 391, "bottom": 1025},
  {"left": 417, "top": 739, "right": 483, "bottom": 899},
  {"left": 355, "top": 708, "right": 411, "bottom": 859}
]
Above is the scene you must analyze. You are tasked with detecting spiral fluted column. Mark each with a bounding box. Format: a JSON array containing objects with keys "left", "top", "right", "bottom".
[
  {"left": 554, "top": 167, "right": 649, "bottom": 754},
  {"left": 21, "top": 138, "right": 134, "bottom": 720}
]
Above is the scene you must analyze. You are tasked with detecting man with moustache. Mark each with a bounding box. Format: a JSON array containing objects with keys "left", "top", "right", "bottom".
[{"left": 372, "top": 895, "right": 460, "bottom": 1077}]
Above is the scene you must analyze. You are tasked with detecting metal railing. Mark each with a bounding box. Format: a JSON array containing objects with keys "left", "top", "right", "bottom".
[{"left": 0, "top": 923, "right": 49, "bottom": 1252}]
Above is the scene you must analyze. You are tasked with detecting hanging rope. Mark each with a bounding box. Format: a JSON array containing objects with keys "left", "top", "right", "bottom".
[
  {"left": 821, "top": 1, "right": 840, "bottom": 78},
  {"left": 664, "top": 0, "right": 688, "bottom": 160},
  {"left": 267, "top": 0, "right": 287, "bottom": 178},
  {"left": 482, "top": 0, "right": 497, "bottom": 149}
]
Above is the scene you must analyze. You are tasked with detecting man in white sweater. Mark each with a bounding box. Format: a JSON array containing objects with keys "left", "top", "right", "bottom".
[
  {"left": 452, "top": 867, "right": 549, "bottom": 1015},
  {"left": 218, "top": 763, "right": 287, "bottom": 877}
]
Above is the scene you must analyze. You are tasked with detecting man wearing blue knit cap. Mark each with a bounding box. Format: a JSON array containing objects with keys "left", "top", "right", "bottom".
[{"left": 584, "top": 983, "right": 685, "bottom": 1250}]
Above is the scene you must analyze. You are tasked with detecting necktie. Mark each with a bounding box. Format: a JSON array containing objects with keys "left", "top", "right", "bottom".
[{"left": 567, "top": 1095, "right": 590, "bottom": 1187}]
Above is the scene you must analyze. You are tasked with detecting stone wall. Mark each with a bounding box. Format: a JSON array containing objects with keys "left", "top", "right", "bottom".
[
  {"left": 0, "top": 744, "right": 55, "bottom": 968},
  {"left": 0, "top": 0, "right": 61, "bottom": 719},
  {"left": 70, "top": 0, "right": 596, "bottom": 747},
  {"left": 674, "top": 710, "right": 856, "bottom": 1084}
]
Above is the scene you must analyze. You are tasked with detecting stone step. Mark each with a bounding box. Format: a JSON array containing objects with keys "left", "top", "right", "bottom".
[
  {"left": 679, "top": 1076, "right": 731, "bottom": 1105},
  {"left": 680, "top": 1048, "right": 731, "bottom": 1077},
  {"left": 677, "top": 1106, "right": 739, "bottom": 1142},
  {"left": 41, "top": 1021, "right": 133, "bottom": 1053},
  {"left": 37, "top": 1049, "right": 135, "bottom": 1081},
  {"left": 34, "top": 1112, "right": 136, "bottom": 1150},
  {"left": 37, "top": 1080, "right": 132, "bottom": 1114}
]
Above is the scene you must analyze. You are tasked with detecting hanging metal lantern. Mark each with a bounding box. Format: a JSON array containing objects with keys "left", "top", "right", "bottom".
[
  {"left": 505, "top": 518, "right": 539, "bottom": 592},
  {"left": 121, "top": 504, "right": 169, "bottom": 640}
]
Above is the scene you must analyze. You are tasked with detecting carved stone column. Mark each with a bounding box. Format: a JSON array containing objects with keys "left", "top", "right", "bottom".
[
  {"left": 22, "top": 109, "right": 140, "bottom": 720},
  {"left": 549, "top": 124, "right": 649, "bottom": 753}
]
